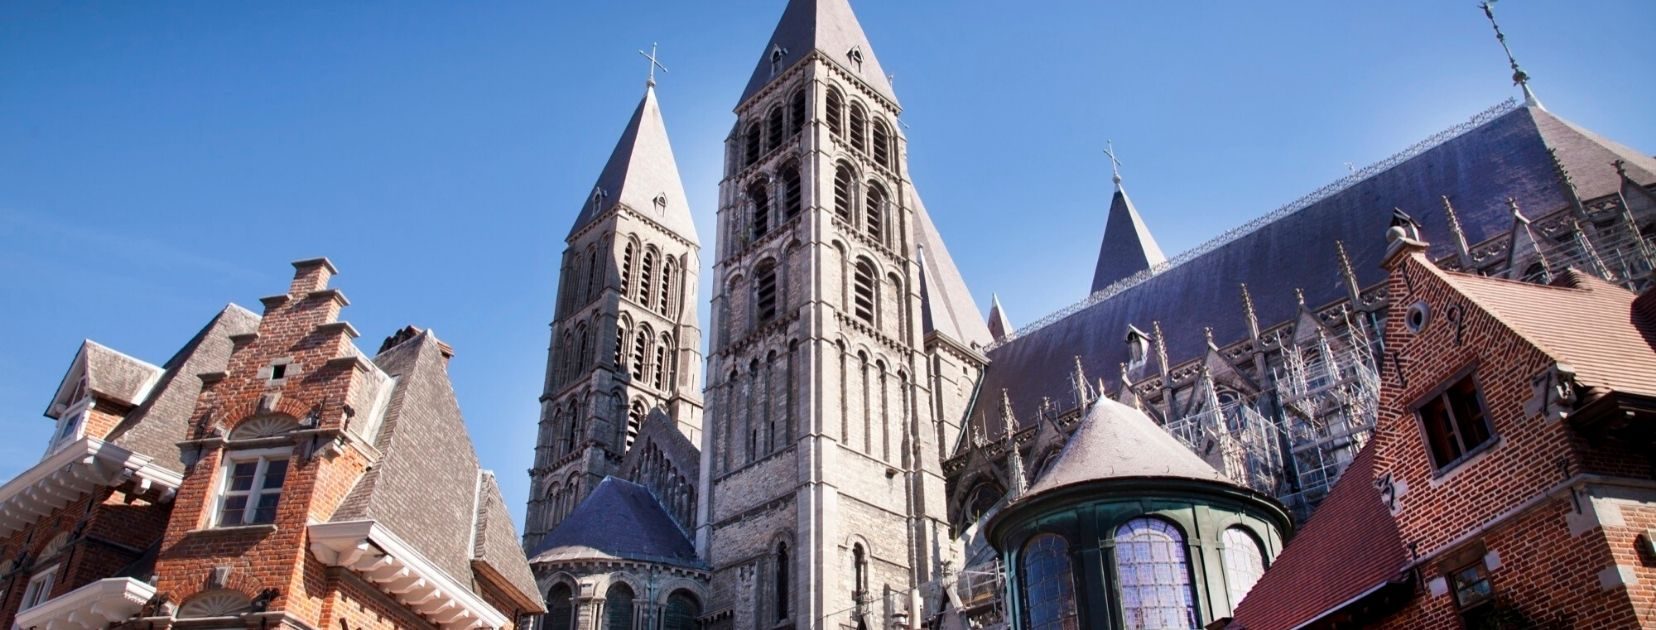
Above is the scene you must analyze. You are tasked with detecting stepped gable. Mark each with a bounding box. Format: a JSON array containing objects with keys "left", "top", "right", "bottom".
[
  {"left": 973, "top": 102, "right": 1656, "bottom": 437},
  {"left": 332, "top": 330, "right": 539, "bottom": 607},
  {"left": 102, "top": 305, "right": 261, "bottom": 472},
  {"left": 528, "top": 476, "right": 702, "bottom": 569}
]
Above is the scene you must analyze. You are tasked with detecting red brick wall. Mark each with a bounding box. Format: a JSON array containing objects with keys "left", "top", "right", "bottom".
[{"left": 0, "top": 488, "right": 171, "bottom": 629}]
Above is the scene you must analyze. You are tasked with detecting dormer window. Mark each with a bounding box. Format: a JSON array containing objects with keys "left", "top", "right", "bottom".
[
  {"left": 46, "top": 397, "right": 91, "bottom": 457},
  {"left": 769, "top": 45, "right": 788, "bottom": 77},
  {"left": 847, "top": 47, "right": 864, "bottom": 71},
  {"left": 1125, "top": 327, "right": 1149, "bottom": 369},
  {"left": 653, "top": 193, "right": 669, "bottom": 214}
]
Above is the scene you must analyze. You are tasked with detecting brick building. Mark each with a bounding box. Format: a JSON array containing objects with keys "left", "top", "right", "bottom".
[
  {"left": 1230, "top": 225, "right": 1656, "bottom": 628},
  {"left": 0, "top": 259, "right": 543, "bottom": 630}
]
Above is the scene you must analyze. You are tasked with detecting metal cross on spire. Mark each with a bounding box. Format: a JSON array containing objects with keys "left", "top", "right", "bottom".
[
  {"left": 1479, "top": 1, "right": 1542, "bottom": 109},
  {"left": 638, "top": 42, "right": 669, "bottom": 87},
  {"left": 1104, "top": 140, "right": 1124, "bottom": 188}
]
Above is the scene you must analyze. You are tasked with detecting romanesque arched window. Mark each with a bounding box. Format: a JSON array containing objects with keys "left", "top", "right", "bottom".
[
  {"left": 639, "top": 247, "right": 657, "bottom": 302},
  {"left": 664, "top": 591, "right": 701, "bottom": 630},
  {"left": 826, "top": 89, "right": 844, "bottom": 137},
  {"left": 1021, "top": 533, "right": 1078, "bottom": 630},
  {"left": 659, "top": 258, "right": 677, "bottom": 314},
  {"left": 586, "top": 246, "right": 601, "bottom": 301},
  {"left": 750, "top": 180, "right": 772, "bottom": 240},
  {"left": 548, "top": 583, "right": 574, "bottom": 630},
  {"left": 1115, "top": 518, "right": 1197, "bottom": 629},
  {"left": 767, "top": 106, "right": 785, "bottom": 152},
  {"left": 620, "top": 241, "right": 636, "bottom": 297},
  {"left": 559, "top": 331, "right": 575, "bottom": 384},
  {"left": 852, "top": 543, "right": 869, "bottom": 604},
  {"left": 848, "top": 103, "right": 868, "bottom": 153},
  {"left": 789, "top": 89, "right": 807, "bottom": 137},
  {"left": 755, "top": 261, "right": 779, "bottom": 323},
  {"left": 606, "top": 582, "right": 635, "bottom": 630},
  {"left": 653, "top": 335, "right": 669, "bottom": 390},
  {"left": 745, "top": 122, "right": 763, "bottom": 168},
  {"left": 614, "top": 322, "right": 629, "bottom": 370},
  {"left": 781, "top": 162, "right": 803, "bottom": 219},
  {"left": 834, "top": 163, "right": 856, "bottom": 222},
  {"left": 775, "top": 540, "right": 791, "bottom": 620},
  {"left": 872, "top": 120, "right": 892, "bottom": 168},
  {"left": 1222, "top": 527, "right": 1267, "bottom": 606},
  {"left": 852, "top": 258, "right": 877, "bottom": 325},
  {"left": 631, "top": 326, "right": 651, "bottom": 381},
  {"left": 575, "top": 324, "right": 589, "bottom": 373},
  {"left": 865, "top": 182, "right": 888, "bottom": 243},
  {"left": 627, "top": 401, "right": 645, "bottom": 450},
  {"left": 563, "top": 401, "right": 579, "bottom": 454}
]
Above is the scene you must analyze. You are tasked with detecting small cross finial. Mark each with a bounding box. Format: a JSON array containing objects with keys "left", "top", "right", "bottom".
[
  {"left": 638, "top": 42, "right": 669, "bottom": 87},
  {"left": 1104, "top": 140, "right": 1124, "bottom": 188},
  {"left": 1480, "top": 1, "right": 1542, "bottom": 109}
]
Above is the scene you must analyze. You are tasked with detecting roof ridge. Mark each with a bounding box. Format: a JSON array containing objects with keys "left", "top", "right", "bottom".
[{"left": 990, "top": 98, "right": 1521, "bottom": 351}]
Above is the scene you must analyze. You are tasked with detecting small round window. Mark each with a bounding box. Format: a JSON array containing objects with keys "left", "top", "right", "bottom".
[{"left": 1405, "top": 301, "right": 1430, "bottom": 333}]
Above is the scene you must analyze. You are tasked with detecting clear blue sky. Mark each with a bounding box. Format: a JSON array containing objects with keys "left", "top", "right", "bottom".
[{"left": 4, "top": 1, "right": 1654, "bottom": 528}]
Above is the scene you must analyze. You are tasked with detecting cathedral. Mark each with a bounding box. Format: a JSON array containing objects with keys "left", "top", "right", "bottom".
[{"left": 518, "top": 0, "right": 1656, "bottom": 629}]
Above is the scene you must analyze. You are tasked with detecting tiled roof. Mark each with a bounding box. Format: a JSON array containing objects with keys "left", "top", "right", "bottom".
[
  {"left": 1229, "top": 446, "right": 1407, "bottom": 630},
  {"left": 73, "top": 341, "right": 164, "bottom": 411},
  {"left": 1022, "top": 397, "right": 1232, "bottom": 500},
  {"left": 1091, "top": 186, "right": 1167, "bottom": 294},
  {"left": 1433, "top": 266, "right": 1656, "bottom": 398},
  {"left": 528, "top": 477, "right": 702, "bottom": 570},
  {"left": 973, "top": 103, "right": 1656, "bottom": 439},
  {"left": 739, "top": 0, "right": 896, "bottom": 107},
  {"left": 472, "top": 471, "right": 543, "bottom": 610},
  {"left": 567, "top": 85, "right": 698, "bottom": 245}
]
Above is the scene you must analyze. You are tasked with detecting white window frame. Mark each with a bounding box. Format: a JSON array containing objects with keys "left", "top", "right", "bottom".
[
  {"left": 46, "top": 398, "right": 92, "bottom": 457},
  {"left": 212, "top": 447, "right": 292, "bottom": 528},
  {"left": 19, "top": 565, "right": 59, "bottom": 611}
]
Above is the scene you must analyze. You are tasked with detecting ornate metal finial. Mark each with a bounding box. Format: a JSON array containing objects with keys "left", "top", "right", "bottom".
[
  {"left": 1335, "top": 240, "right": 1356, "bottom": 280},
  {"left": 1104, "top": 140, "right": 1124, "bottom": 188},
  {"left": 1507, "top": 197, "right": 1529, "bottom": 223},
  {"left": 1480, "top": 1, "right": 1542, "bottom": 109},
  {"left": 1202, "top": 327, "right": 1215, "bottom": 348},
  {"left": 1441, "top": 196, "right": 1467, "bottom": 242},
  {"left": 638, "top": 42, "right": 669, "bottom": 87},
  {"left": 1295, "top": 288, "right": 1307, "bottom": 308}
]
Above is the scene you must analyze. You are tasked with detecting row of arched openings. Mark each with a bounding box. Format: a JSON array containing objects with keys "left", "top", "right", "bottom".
[
  {"left": 743, "top": 162, "right": 804, "bottom": 244},
  {"left": 834, "top": 346, "right": 909, "bottom": 462},
  {"left": 834, "top": 162, "right": 895, "bottom": 248},
  {"left": 614, "top": 319, "right": 677, "bottom": 392},
  {"left": 545, "top": 583, "right": 701, "bottom": 630},
  {"left": 540, "top": 472, "right": 583, "bottom": 533},
  {"left": 744, "top": 89, "right": 808, "bottom": 170},
  {"left": 619, "top": 240, "right": 682, "bottom": 316},
  {"left": 719, "top": 343, "right": 799, "bottom": 473},
  {"left": 826, "top": 88, "right": 896, "bottom": 171},
  {"left": 1019, "top": 519, "right": 1267, "bottom": 630}
]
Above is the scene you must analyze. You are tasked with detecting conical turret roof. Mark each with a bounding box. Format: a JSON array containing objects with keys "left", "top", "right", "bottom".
[
  {"left": 987, "top": 294, "right": 1014, "bottom": 343},
  {"left": 1091, "top": 186, "right": 1166, "bottom": 293},
  {"left": 739, "top": 0, "right": 897, "bottom": 107},
  {"left": 1024, "top": 396, "right": 1231, "bottom": 500},
  {"left": 568, "top": 85, "right": 697, "bottom": 245}
]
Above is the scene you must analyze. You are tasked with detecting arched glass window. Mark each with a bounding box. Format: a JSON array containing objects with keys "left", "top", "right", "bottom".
[
  {"left": 865, "top": 183, "right": 887, "bottom": 243},
  {"left": 834, "top": 164, "right": 855, "bottom": 222},
  {"left": 606, "top": 583, "right": 635, "bottom": 630},
  {"left": 781, "top": 164, "right": 803, "bottom": 218},
  {"left": 789, "top": 89, "right": 807, "bottom": 136},
  {"left": 663, "top": 591, "right": 701, "bottom": 630},
  {"left": 756, "top": 261, "right": 779, "bottom": 322},
  {"left": 1114, "top": 518, "right": 1198, "bottom": 630},
  {"left": 620, "top": 241, "right": 636, "bottom": 296},
  {"left": 872, "top": 121, "right": 892, "bottom": 168},
  {"left": 826, "top": 89, "right": 844, "bottom": 137},
  {"left": 1222, "top": 527, "right": 1266, "bottom": 606},
  {"left": 745, "top": 123, "right": 763, "bottom": 168},
  {"left": 547, "top": 583, "right": 574, "bottom": 630},
  {"left": 848, "top": 104, "right": 868, "bottom": 153},
  {"left": 631, "top": 326, "right": 651, "bottom": 381},
  {"left": 1021, "top": 533, "right": 1078, "bottom": 630},
  {"left": 852, "top": 259, "right": 877, "bottom": 325},
  {"left": 766, "top": 106, "right": 785, "bottom": 152},
  {"left": 750, "top": 181, "right": 771, "bottom": 239},
  {"left": 775, "top": 541, "right": 791, "bottom": 620},
  {"left": 852, "top": 543, "right": 869, "bottom": 604},
  {"left": 639, "top": 248, "right": 656, "bottom": 302}
]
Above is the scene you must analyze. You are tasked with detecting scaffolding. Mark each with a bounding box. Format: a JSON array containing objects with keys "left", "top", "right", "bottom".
[{"left": 1164, "top": 399, "right": 1288, "bottom": 498}]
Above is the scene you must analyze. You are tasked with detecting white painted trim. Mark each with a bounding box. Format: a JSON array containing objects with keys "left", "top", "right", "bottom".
[
  {"left": 14, "top": 576, "right": 156, "bottom": 630},
  {"left": 0, "top": 437, "right": 183, "bottom": 538},
  {"left": 210, "top": 447, "right": 294, "bottom": 528},
  {"left": 309, "top": 520, "right": 509, "bottom": 629}
]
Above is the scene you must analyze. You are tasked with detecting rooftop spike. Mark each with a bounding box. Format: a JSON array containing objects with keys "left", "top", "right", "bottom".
[
  {"left": 986, "top": 293, "right": 1015, "bottom": 343},
  {"left": 1239, "top": 283, "right": 1261, "bottom": 341},
  {"left": 1440, "top": 196, "right": 1475, "bottom": 269},
  {"left": 1104, "top": 139, "right": 1125, "bottom": 190},
  {"left": 1335, "top": 241, "right": 1362, "bottom": 304},
  {"left": 637, "top": 42, "right": 668, "bottom": 88},
  {"left": 1506, "top": 197, "right": 1552, "bottom": 283},
  {"left": 1480, "top": 1, "right": 1543, "bottom": 110},
  {"left": 569, "top": 84, "right": 698, "bottom": 245},
  {"left": 1090, "top": 151, "right": 1167, "bottom": 293}
]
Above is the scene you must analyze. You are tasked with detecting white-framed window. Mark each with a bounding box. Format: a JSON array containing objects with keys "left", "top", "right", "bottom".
[
  {"left": 46, "top": 398, "right": 91, "bottom": 457},
  {"left": 214, "top": 448, "right": 291, "bottom": 527},
  {"left": 20, "top": 565, "right": 59, "bottom": 611}
]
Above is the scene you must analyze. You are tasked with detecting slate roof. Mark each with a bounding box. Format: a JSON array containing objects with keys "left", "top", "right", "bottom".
[
  {"left": 739, "top": 0, "right": 896, "bottom": 108},
  {"left": 104, "top": 305, "right": 261, "bottom": 473},
  {"left": 914, "top": 188, "right": 993, "bottom": 349},
  {"left": 1022, "top": 396, "right": 1233, "bottom": 501},
  {"left": 1433, "top": 265, "right": 1656, "bottom": 398},
  {"left": 1229, "top": 445, "right": 1406, "bottom": 630},
  {"left": 472, "top": 471, "right": 543, "bottom": 608},
  {"left": 528, "top": 477, "right": 702, "bottom": 570},
  {"left": 333, "top": 330, "right": 541, "bottom": 608},
  {"left": 51, "top": 341, "right": 164, "bottom": 415},
  {"left": 974, "top": 102, "right": 1656, "bottom": 437},
  {"left": 566, "top": 85, "right": 698, "bottom": 245},
  {"left": 986, "top": 294, "right": 1014, "bottom": 343},
  {"left": 1091, "top": 186, "right": 1167, "bottom": 294}
]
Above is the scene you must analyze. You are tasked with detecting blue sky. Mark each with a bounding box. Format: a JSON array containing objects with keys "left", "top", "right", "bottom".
[{"left": 3, "top": 1, "right": 1654, "bottom": 528}]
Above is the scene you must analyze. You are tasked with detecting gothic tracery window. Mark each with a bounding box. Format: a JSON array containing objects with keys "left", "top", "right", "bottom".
[
  {"left": 664, "top": 591, "right": 701, "bottom": 630},
  {"left": 621, "top": 241, "right": 636, "bottom": 296},
  {"left": 775, "top": 540, "right": 791, "bottom": 620},
  {"left": 756, "top": 261, "right": 779, "bottom": 322},
  {"left": 1115, "top": 518, "right": 1198, "bottom": 630},
  {"left": 1021, "top": 533, "right": 1079, "bottom": 630},
  {"left": 659, "top": 258, "right": 676, "bottom": 314},
  {"left": 627, "top": 401, "right": 645, "bottom": 450},
  {"left": 746, "top": 122, "right": 763, "bottom": 168},
  {"left": 749, "top": 181, "right": 772, "bottom": 240},
  {"left": 767, "top": 106, "right": 785, "bottom": 152},
  {"left": 547, "top": 583, "right": 574, "bottom": 630},
  {"left": 639, "top": 247, "right": 656, "bottom": 302},
  {"left": 631, "top": 325, "right": 651, "bottom": 381},
  {"left": 789, "top": 89, "right": 807, "bottom": 137}
]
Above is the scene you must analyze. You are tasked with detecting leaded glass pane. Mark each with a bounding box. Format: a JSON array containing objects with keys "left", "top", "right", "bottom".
[
  {"left": 1221, "top": 528, "right": 1266, "bottom": 606},
  {"left": 1020, "top": 534, "right": 1078, "bottom": 630},
  {"left": 1114, "top": 518, "right": 1197, "bottom": 629}
]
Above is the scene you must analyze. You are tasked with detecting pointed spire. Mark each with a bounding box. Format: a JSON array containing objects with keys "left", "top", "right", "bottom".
[
  {"left": 1612, "top": 160, "right": 1656, "bottom": 271},
  {"left": 986, "top": 293, "right": 1015, "bottom": 343},
  {"left": 1239, "top": 283, "right": 1261, "bottom": 341},
  {"left": 1440, "top": 196, "right": 1475, "bottom": 269},
  {"left": 571, "top": 84, "right": 698, "bottom": 245},
  {"left": 1090, "top": 155, "right": 1168, "bottom": 293},
  {"left": 1506, "top": 197, "right": 1551, "bottom": 282},
  {"left": 740, "top": 0, "right": 896, "bottom": 107},
  {"left": 1151, "top": 321, "right": 1170, "bottom": 379},
  {"left": 1480, "top": 1, "right": 1543, "bottom": 110},
  {"left": 999, "top": 390, "right": 1027, "bottom": 498},
  {"left": 1070, "top": 356, "right": 1091, "bottom": 409},
  {"left": 1335, "top": 241, "right": 1362, "bottom": 304}
]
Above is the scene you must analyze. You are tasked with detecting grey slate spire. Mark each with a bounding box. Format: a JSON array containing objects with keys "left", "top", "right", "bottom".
[
  {"left": 740, "top": 0, "right": 897, "bottom": 108},
  {"left": 986, "top": 293, "right": 1014, "bottom": 343},
  {"left": 567, "top": 84, "right": 698, "bottom": 245},
  {"left": 1090, "top": 182, "right": 1167, "bottom": 294}
]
